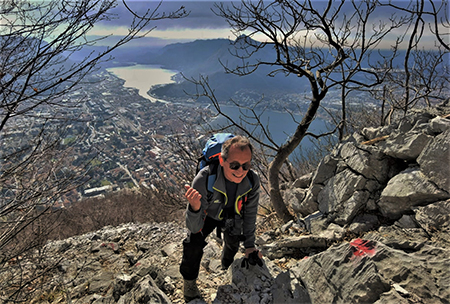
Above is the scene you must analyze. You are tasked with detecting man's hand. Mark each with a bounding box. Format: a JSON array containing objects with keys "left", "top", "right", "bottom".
[
  {"left": 184, "top": 184, "right": 201, "bottom": 211},
  {"left": 241, "top": 248, "right": 263, "bottom": 269},
  {"left": 245, "top": 247, "right": 262, "bottom": 259}
]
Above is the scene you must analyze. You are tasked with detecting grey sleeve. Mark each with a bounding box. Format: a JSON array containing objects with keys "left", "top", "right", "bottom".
[
  {"left": 185, "top": 168, "right": 209, "bottom": 233},
  {"left": 243, "top": 171, "right": 260, "bottom": 248}
]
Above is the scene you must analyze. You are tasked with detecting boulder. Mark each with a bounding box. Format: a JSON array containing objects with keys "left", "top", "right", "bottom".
[
  {"left": 348, "top": 214, "right": 380, "bottom": 235},
  {"left": 417, "top": 128, "right": 450, "bottom": 193},
  {"left": 275, "top": 235, "right": 329, "bottom": 249},
  {"left": 318, "top": 168, "right": 369, "bottom": 225},
  {"left": 292, "top": 172, "right": 313, "bottom": 189},
  {"left": 378, "top": 167, "right": 450, "bottom": 219},
  {"left": 397, "top": 110, "right": 434, "bottom": 133},
  {"left": 113, "top": 274, "right": 137, "bottom": 301},
  {"left": 430, "top": 115, "right": 450, "bottom": 132},
  {"left": 394, "top": 215, "right": 419, "bottom": 229},
  {"left": 283, "top": 188, "right": 307, "bottom": 214},
  {"left": 117, "top": 275, "right": 171, "bottom": 304},
  {"left": 298, "top": 187, "right": 321, "bottom": 216},
  {"left": 298, "top": 154, "right": 339, "bottom": 216},
  {"left": 414, "top": 199, "right": 450, "bottom": 233},
  {"left": 290, "top": 240, "right": 390, "bottom": 304},
  {"left": 271, "top": 271, "right": 311, "bottom": 304},
  {"left": 289, "top": 239, "right": 450, "bottom": 303},
  {"left": 361, "top": 124, "right": 394, "bottom": 139},
  {"left": 339, "top": 143, "right": 396, "bottom": 183},
  {"left": 214, "top": 258, "right": 275, "bottom": 304},
  {"left": 311, "top": 154, "right": 339, "bottom": 184},
  {"left": 382, "top": 132, "right": 433, "bottom": 161}
]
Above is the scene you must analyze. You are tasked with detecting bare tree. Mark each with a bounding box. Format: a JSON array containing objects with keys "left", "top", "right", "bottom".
[
  {"left": 369, "top": 1, "right": 449, "bottom": 125},
  {"left": 187, "top": 0, "right": 423, "bottom": 222},
  {"left": 0, "top": 0, "right": 187, "bottom": 301}
]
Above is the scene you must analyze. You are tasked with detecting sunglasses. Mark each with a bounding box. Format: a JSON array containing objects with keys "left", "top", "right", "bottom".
[{"left": 228, "top": 161, "right": 251, "bottom": 171}]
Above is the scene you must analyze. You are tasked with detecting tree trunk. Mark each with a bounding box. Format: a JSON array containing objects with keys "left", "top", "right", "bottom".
[
  {"left": 269, "top": 95, "right": 322, "bottom": 223},
  {"left": 268, "top": 160, "right": 292, "bottom": 223}
]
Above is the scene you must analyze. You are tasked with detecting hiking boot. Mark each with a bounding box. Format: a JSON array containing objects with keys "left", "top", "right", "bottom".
[
  {"left": 221, "top": 260, "right": 232, "bottom": 270},
  {"left": 183, "top": 279, "right": 201, "bottom": 302},
  {"left": 221, "top": 257, "right": 234, "bottom": 270}
]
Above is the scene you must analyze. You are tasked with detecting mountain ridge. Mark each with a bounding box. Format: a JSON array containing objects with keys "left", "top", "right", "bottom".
[{"left": 103, "top": 37, "right": 311, "bottom": 103}]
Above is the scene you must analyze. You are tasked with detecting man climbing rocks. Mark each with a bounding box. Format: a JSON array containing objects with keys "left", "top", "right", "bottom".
[{"left": 180, "top": 135, "right": 262, "bottom": 302}]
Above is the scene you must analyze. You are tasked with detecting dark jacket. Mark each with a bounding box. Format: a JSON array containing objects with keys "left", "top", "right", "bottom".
[{"left": 185, "top": 165, "right": 260, "bottom": 248}]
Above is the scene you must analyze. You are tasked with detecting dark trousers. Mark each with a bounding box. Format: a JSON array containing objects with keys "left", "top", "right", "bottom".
[{"left": 180, "top": 216, "right": 240, "bottom": 280}]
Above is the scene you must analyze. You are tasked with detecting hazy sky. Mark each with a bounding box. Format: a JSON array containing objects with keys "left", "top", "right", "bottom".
[
  {"left": 86, "top": 1, "right": 447, "bottom": 49},
  {"left": 88, "top": 1, "right": 232, "bottom": 46}
]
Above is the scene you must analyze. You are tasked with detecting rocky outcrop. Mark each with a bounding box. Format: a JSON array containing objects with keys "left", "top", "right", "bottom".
[
  {"left": 296, "top": 106, "right": 450, "bottom": 225},
  {"left": 2, "top": 106, "right": 449, "bottom": 304},
  {"left": 12, "top": 201, "right": 448, "bottom": 304}
]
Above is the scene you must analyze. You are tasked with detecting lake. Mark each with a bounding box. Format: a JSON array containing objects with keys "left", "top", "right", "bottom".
[
  {"left": 208, "top": 104, "right": 329, "bottom": 152},
  {"left": 107, "top": 64, "right": 331, "bottom": 155},
  {"left": 107, "top": 64, "right": 177, "bottom": 102}
]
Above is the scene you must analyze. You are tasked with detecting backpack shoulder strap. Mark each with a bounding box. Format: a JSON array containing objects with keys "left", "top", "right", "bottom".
[
  {"left": 206, "top": 162, "right": 219, "bottom": 195},
  {"left": 207, "top": 173, "right": 216, "bottom": 193},
  {"left": 196, "top": 155, "right": 206, "bottom": 174}
]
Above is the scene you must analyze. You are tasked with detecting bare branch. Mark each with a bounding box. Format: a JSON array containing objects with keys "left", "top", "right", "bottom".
[{"left": 0, "top": 1, "right": 187, "bottom": 300}]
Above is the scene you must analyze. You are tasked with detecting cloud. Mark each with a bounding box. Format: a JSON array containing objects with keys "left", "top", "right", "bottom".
[
  {"left": 105, "top": 1, "right": 228, "bottom": 30},
  {"left": 150, "top": 28, "right": 234, "bottom": 40},
  {"left": 86, "top": 26, "right": 236, "bottom": 46},
  {"left": 89, "top": 0, "right": 445, "bottom": 49}
]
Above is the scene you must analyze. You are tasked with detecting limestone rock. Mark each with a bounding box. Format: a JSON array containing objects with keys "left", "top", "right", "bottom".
[
  {"left": 414, "top": 199, "right": 450, "bottom": 233},
  {"left": 283, "top": 188, "right": 307, "bottom": 214},
  {"left": 339, "top": 142, "right": 395, "bottom": 183},
  {"left": 117, "top": 275, "right": 171, "bottom": 304},
  {"left": 289, "top": 239, "right": 450, "bottom": 303},
  {"left": 382, "top": 132, "right": 433, "bottom": 160},
  {"left": 378, "top": 167, "right": 450, "bottom": 219},
  {"left": 430, "top": 115, "right": 450, "bottom": 132},
  {"left": 417, "top": 128, "right": 450, "bottom": 192},
  {"left": 292, "top": 172, "right": 312, "bottom": 189}
]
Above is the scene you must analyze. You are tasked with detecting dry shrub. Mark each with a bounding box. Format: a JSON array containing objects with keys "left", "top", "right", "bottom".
[{"left": 7, "top": 188, "right": 186, "bottom": 243}]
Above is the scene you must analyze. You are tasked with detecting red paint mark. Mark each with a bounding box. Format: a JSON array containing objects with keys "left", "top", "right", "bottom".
[{"left": 350, "top": 239, "right": 376, "bottom": 257}]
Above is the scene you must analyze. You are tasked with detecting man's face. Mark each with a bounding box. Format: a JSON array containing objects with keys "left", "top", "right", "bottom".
[{"left": 220, "top": 144, "right": 252, "bottom": 184}]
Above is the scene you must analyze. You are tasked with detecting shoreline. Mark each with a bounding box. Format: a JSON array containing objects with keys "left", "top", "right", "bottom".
[{"left": 107, "top": 64, "right": 332, "bottom": 142}]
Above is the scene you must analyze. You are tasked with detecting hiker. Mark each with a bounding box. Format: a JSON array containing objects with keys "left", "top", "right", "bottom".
[{"left": 180, "top": 135, "right": 262, "bottom": 301}]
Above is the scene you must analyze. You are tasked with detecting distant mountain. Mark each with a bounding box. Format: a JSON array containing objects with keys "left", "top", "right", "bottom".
[
  {"left": 67, "top": 37, "right": 311, "bottom": 103},
  {"left": 147, "top": 38, "right": 232, "bottom": 74},
  {"left": 133, "top": 37, "right": 310, "bottom": 101},
  {"left": 99, "top": 37, "right": 422, "bottom": 105},
  {"left": 76, "top": 36, "right": 440, "bottom": 106}
]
